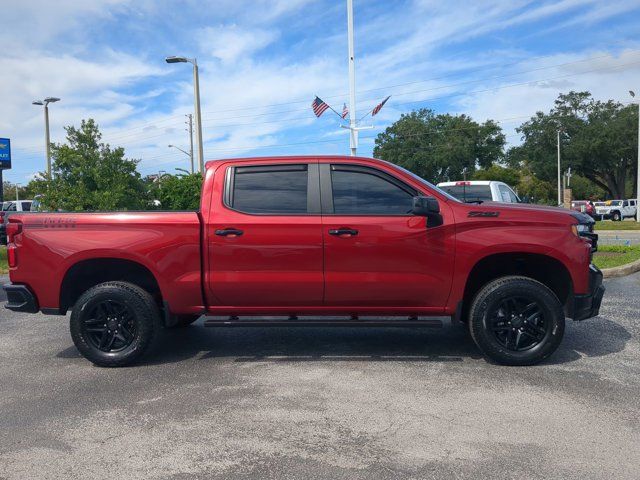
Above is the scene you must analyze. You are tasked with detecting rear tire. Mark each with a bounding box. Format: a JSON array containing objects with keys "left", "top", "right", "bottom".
[
  {"left": 70, "top": 281, "right": 160, "bottom": 367},
  {"left": 468, "top": 276, "right": 565, "bottom": 366}
]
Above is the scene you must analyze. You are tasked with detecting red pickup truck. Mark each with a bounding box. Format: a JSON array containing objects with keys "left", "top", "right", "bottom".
[{"left": 3, "top": 156, "right": 603, "bottom": 367}]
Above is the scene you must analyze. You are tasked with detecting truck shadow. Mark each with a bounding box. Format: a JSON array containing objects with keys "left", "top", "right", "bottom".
[
  {"left": 134, "top": 315, "right": 631, "bottom": 367},
  {"left": 144, "top": 321, "right": 480, "bottom": 365}
]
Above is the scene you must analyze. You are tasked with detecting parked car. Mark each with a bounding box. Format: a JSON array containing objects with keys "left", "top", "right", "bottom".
[
  {"left": 0, "top": 200, "right": 33, "bottom": 244},
  {"left": 594, "top": 199, "right": 637, "bottom": 221},
  {"left": 4, "top": 156, "right": 603, "bottom": 367},
  {"left": 571, "top": 200, "right": 595, "bottom": 218},
  {"left": 436, "top": 180, "right": 520, "bottom": 203}
]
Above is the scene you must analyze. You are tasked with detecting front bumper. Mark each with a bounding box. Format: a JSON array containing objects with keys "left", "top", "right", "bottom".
[
  {"left": 3, "top": 283, "right": 39, "bottom": 313},
  {"left": 572, "top": 264, "right": 605, "bottom": 321}
]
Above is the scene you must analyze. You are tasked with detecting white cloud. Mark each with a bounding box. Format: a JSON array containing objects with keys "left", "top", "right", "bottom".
[{"left": 198, "top": 25, "right": 279, "bottom": 63}]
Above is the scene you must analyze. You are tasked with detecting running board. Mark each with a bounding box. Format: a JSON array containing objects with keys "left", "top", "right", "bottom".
[{"left": 203, "top": 318, "right": 444, "bottom": 328}]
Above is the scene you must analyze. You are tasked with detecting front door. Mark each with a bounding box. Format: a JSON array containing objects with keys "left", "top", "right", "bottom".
[
  {"left": 206, "top": 161, "right": 324, "bottom": 307},
  {"left": 321, "top": 163, "right": 454, "bottom": 309}
]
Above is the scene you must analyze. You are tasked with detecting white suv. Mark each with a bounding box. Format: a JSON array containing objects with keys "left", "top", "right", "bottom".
[
  {"left": 436, "top": 181, "right": 520, "bottom": 203},
  {"left": 595, "top": 199, "right": 637, "bottom": 221}
]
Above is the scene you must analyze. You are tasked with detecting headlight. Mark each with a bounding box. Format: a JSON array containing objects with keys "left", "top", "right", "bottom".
[{"left": 571, "top": 223, "right": 592, "bottom": 236}]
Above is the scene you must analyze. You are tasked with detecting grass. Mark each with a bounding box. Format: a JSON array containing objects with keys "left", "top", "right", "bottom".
[
  {"left": 595, "top": 220, "right": 640, "bottom": 231},
  {"left": 0, "top": 247, "right": 6, "bottom": 274},
  {"left": 593, "top": 244, "right": 640, "bottom": 269}
]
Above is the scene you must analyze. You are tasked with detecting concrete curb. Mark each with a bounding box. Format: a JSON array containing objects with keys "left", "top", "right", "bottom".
[{"left": 602, "top": 258, "right": 640, "bottom": 279}]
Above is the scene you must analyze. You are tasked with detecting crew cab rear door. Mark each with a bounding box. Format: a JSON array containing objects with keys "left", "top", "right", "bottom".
[
  {"left": 320, "top": 162, "right": 454, "bottom": 309},
  {"left": 205, "top": 160, "right": 324, "bottom": 307}
]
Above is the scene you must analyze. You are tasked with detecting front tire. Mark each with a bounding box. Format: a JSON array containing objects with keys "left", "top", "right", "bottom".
[
  {"left": 468, "top": 276, "right": 565, "bottom": 366},
  {"left": 612, "top": 211, "right": 621, "bottom": 221},
  {"left": 70, "top": 281, "right": 160, "bottom": 367}
]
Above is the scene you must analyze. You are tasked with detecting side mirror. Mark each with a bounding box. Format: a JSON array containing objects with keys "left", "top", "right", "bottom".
[{"left": 412, "top": 196, "right": 443, "bottom": 227}]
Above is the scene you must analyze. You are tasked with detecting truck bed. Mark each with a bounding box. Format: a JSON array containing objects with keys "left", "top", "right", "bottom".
[{"left": 8, "top": 211, "right": 204, "bottom": 314}]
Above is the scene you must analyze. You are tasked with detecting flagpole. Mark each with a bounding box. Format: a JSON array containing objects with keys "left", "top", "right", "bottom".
[{"left": 347, "top": 0, "right": 358, "bottom": 156}]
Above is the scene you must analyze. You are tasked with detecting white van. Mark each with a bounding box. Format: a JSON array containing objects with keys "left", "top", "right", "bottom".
[{"left": 436, "top": 181, "right": 520, "bottom": 203}]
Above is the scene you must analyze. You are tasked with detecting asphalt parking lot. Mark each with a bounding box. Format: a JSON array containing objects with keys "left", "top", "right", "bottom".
[{"left": 1, "top": 273, "right": 639, "bottom": 480}]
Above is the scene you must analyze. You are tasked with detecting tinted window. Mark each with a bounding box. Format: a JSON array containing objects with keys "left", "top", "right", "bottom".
[
  {"left": 439, "top": 185, "right": 493, "bottom": 202},
  {"left": 230, "top": 165, "right": 308, "bottom": 214},
  {"left": 22, "top": 202, "right": 32, "bottom": 211},
  {"left": 331, "top": 168, "right": 414, "bottom": 214}
]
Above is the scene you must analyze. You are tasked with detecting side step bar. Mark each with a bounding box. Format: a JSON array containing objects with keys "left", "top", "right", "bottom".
[{"left": 203, "top": 318, "right": 444, "bottom": 328}]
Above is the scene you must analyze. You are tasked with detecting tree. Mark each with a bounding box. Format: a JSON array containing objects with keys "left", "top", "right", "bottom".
[
  {"left": 1, "top": 181, "right": 30, "bottom": 203},
  {"left": 510, "top": 91, "right": 637, "bottom": 199},
  {"left": 373, "top": 109, "right": 505, "bottom": 183},
  {"left": 147, "top": 173, "right": 202, "bottom": 210},
  {"left": 27, "top": 119, "right": 148, "bottom": 211},
  {"left": 472, "top": 164, "right": 521, "bottom": 186}
]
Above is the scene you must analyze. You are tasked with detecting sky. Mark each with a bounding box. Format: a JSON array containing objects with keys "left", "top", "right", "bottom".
[{"left": 1, "top": 0, "right": 639, "bottom": 184}]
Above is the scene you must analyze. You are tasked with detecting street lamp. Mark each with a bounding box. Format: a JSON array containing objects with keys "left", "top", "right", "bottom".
[
  {"left": 32, "top": 97, "right": 60, "bottom": 180},
  {"left": 165, "top": 56, "right": 204, "bottom": 176},
  {"left": 168, "top": 144, "right": 194, "bottom": 173},
  {"left": 557, "top": 128, "right": 563, "bottom": 207},
  {"left": 630, "top": 90, "right": 640, "bottom": 222}
]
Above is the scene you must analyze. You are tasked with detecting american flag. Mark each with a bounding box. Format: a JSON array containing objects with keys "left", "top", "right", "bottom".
[
  {"left": 312, "top": 96, "right": 330, "bottom": 117},
  {"left": 341, "top": 103, "right": 349, "bottom": 119},
  {"left": 372, "top": 96, "right": 391, "bottom": 116}
]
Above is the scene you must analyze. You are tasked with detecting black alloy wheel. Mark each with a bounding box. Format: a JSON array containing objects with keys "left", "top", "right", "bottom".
[
  {"left": 81, "top": 299, "right": 137, "bottom": 353},
  {"left": 487, "top": 296, "right": 550, "bottom": 352}
]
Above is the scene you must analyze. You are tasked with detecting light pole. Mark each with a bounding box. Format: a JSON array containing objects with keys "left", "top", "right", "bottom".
[
  {"left": 32, "top": 97, "right": 60, "bottom": 180},
  {"left": 347, "top": 0, "right": 357, "bottom": 156},
  {"left": 630, "top": 91, "right": 640, "bottom": 222},
  {"left": 557, "top": 128, "right": 563, "bottom": 207},
  {"left": 168, "top": 144, "right": 193, "bottom": 172},
  {"left": 15, "top": 183, "right": 20, "bottom": 202},
  {"left": 166, "top": 56, "right": 204, "bottom": 175}
]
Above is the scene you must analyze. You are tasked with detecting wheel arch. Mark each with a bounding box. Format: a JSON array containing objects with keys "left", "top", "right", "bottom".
[
  {"left": 459, "top": 252, "right": 573, "bottom": 322},
  {"left": 59, "top": 258, "right": 163, "bottom": 314}
]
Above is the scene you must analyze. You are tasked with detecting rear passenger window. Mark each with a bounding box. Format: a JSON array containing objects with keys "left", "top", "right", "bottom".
[
  {"left": 22, "top": 202, "right": 32, "bottom": 211},
  {"left": 330, "top": 166, "right": 415, "bottom": 215},
  {"left": 228, "top": 165, "right": 308, "bottom": 214}
]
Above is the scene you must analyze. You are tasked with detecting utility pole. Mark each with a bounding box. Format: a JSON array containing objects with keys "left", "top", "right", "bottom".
[
  {"left": 15, "top": 183, "right": 19, "bottom": 202},
  {"left": 186, "top": 114, "right": 194, "bottom": 174},
  {"left": 557, "top": 129, "right": 562, "bottom": 207}
]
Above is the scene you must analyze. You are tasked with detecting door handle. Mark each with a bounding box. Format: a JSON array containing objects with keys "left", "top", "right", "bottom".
[
  {"left": 215, "top": 228, "right": 244, "bottom": 237},
  {"left": 328, "top": 228, "right": 358, "bottom": 236}
]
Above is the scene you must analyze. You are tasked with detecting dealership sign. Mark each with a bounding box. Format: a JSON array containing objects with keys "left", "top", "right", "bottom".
[{"left": 0, "top": 138, "right": 10, "bottom": 169}]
